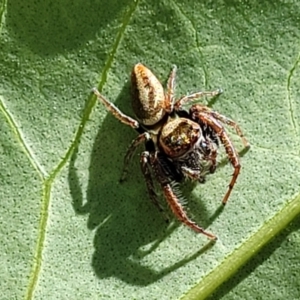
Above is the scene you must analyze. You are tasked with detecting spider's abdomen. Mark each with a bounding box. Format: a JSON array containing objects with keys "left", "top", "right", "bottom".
[{"left": 131, "top": 63, "right": 166, "bottom": 126}]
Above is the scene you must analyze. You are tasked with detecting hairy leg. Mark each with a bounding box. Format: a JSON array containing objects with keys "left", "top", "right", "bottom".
[
  {"left": 174, "top": 88, "right": 222, "bottom": 110},
  {"left": 191, "top": 107, "right": 241, "bottom": 205},
  {"left": 92, "top": 87, "right": 139, "bottom": 129},
  {"left": 151, "top": 152, "right": 217, "bottom": 240},
  {"left": 164, "top": 65, "right": 177, "bottom": 113}
]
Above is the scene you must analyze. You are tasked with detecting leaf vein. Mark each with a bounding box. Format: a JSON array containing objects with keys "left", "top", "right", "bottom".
[
  {"left": 50, "top": 0, "right": 140, "bottom": 181},
  {"left": 0, "top": 96, "right": 45, "bottom": 179},
  {"left": 24, "top": 1, "right": 140, "bottom": 298},
  {"left": 25, "top": 184, "right": 50, "bottom": 300},
  {"left": 0, "top": 0, "right": 7, "bottom": 32},
  {"left": 287, "top": 51, "right": 300, "bottom": 140}
]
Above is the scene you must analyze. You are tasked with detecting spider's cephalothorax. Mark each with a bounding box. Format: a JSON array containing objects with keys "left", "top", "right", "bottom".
[
  {"left": 159, "top": 113, "right": 220, "bottom": 183},
  {"left": 92, "top": 63, "right": 249, "bottom": 241}
]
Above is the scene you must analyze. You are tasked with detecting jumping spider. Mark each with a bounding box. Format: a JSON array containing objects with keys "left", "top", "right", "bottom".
[{"left": 92, "top": 63, "right": 249, "bottom": 241}]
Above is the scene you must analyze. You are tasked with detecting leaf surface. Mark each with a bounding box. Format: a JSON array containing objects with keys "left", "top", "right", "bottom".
[{"left": 1, "top": 0, "right": 300, "bottom": 299}]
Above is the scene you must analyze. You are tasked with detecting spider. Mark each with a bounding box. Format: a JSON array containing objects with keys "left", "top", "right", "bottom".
[{"left": 92, "top": 63, "right": 249, "bottom": 241}]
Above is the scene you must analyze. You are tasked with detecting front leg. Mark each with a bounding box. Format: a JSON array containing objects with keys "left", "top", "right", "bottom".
[
  {"left": 190, "top": 104, "right": 250, "bottom": 148},
  {"left": 191, "top": 108, "right": 241, "bottom": 205},
  {"left": 150, "top": 153, "right": 217, "bottom": 240},
  {"left": 162, "top": 184, "right": 217, "bottom": 240}
]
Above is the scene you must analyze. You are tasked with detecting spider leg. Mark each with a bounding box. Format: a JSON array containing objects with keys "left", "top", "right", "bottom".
[
  {"left": 120, "top": 132, "right": 150, "bottom": 182},
  {"left": 208, "top": 147, "right": 218, "bottom": 174},
  {"left": 191, "top": 105, "right": 250, "bottom": 148},
  {"left": 92, "top": 88, "right": 139, "bottom": 129},
  {"left": 162, "top": 184, "right": 217, "bottom": 240},
  {"left": 191, "top": 107, "right": 241, "bottom": 205},
  {"left": 164, "top": 65, "right": 177, "bottom": 113},
  {"left": 174, "top": 88, "right": 222, "bottom": 110},
  {"left": 140, "top": 151, "right": 167, "bottom": 217},
  {"left": 150, "top": 154, "right": 217, "bottom": 240}
]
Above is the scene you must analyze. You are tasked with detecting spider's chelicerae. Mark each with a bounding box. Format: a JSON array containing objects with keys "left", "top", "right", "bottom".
[{"left": 92, "top": 63, "right": 249, "bottom": 241}]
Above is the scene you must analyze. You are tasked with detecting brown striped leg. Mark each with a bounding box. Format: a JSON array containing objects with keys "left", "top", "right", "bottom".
[
  {"left": 191, "top": 107, "right": 241, "bottom": 205},
  {"left": 164, "top": 65, "right": 177, "bottom": 113},
  {"left": 120, "top": 132, "right": 150, "bottom": 182},
  {"left": 92, "top": 88, "right": 139, "bottom": 129},
  {"left": 140, "top": 151, "right": 166, "bottom": 215},
  {"left": 190, "top": 104, "right": 249, "bottom": 148},
  {"left": 150, "top": 153, "right": 217, "bottom": 240},
  {"left": 174, "top": 88, "right": 222, "bottom": 110},
  {"left": 162, "top": 183, "right": 217, "bottom": 240}
]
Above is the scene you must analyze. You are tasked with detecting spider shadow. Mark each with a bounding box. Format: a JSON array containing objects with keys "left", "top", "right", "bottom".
[{"left": 68, "top": 82, "right": 217, "bottom": 286}]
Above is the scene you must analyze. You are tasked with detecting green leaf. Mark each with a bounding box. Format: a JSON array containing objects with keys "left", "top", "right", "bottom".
[{"left": 1, "top": 0, "right": 300, "bottom": 299}]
